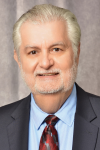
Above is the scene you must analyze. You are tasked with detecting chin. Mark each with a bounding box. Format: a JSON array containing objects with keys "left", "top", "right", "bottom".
[{"left": 34, "top": 85, "right": 64, "bottom": 94}]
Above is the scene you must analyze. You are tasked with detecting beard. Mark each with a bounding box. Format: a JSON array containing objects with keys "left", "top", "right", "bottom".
[{"left": 20, "top": 60, "right": 78, "bottom": 95}]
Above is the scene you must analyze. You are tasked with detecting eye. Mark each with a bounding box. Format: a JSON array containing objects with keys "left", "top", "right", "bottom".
[
  {"left": 30, "top": 50, "right": 37, "bottom": 54},
  {"left": 53, "top": 48, "right": 61, "bottom": 52}
]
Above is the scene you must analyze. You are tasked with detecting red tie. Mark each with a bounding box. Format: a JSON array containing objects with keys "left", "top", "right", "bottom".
[{"left": 39, "top": 115, "right": 59, "bottom": 150}]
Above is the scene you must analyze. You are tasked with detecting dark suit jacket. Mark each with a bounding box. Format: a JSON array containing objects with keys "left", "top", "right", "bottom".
[{"left": 0, "top": 84, "right": 100, "bottom": 150}]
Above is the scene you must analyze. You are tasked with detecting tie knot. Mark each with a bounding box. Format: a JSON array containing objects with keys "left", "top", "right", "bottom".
[{"left": 44, "top": 115, "right": 59, "bottom": 126}]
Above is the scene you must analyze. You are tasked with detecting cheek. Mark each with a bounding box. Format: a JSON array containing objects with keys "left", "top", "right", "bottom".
[
  {"left": 55, "top": 54, "right": 74, "bottom": 71},
  {"left": 20, "top": 57, "right": 38, "bottom": 73}
]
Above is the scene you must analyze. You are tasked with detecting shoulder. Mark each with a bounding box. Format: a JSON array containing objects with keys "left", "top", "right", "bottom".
[
  {"left": 87, "top": 92, "right": 100, "bottom": 100},
  {"left": 0, "top": 94, "right": 31, "bottom": 149},
  {"left": 87, "top": 92, "right": 100, "bottom": 114},
  {"left": 76, "top": 83, "right": 100, "bottom": 110},
  {"left": 0, "top": 94, "right": 31, "bottom": 120},
  {"left": 76, "top": 83, "right": 100, "bottom": 101},
  {"left": 76, "top": 83, "right": 100, "bottom": 116},
  {"left": 86, "top": 90, "right": 100, "bottom": 106},
  {"left": 0, "top": 94, "right": 31, "bottom": 131}
]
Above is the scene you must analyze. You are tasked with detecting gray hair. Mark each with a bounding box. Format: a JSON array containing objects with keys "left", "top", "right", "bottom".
[{"left": 13, "top": 4, "right": 81, "bottom": 57}]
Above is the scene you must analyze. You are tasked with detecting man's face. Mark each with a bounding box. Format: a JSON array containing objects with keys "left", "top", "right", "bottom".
[{"left": 14, "top": 20, "right": 79, "bottom": 95}]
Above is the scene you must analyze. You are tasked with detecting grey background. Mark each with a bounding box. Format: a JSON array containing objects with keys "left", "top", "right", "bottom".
[{"left": 0, "top": 0, "right": 100, "bottom": 106}]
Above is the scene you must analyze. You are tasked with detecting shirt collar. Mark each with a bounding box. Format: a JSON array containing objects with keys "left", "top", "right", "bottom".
[
  {"left": 30, "top": 84, "right": 77, "bottom": 130},
  {"left": 55, "top": 84, "right": 77, "bottom": 126},
  {"left": 30, "top": 94, "right": 49, "bottom": 130}
]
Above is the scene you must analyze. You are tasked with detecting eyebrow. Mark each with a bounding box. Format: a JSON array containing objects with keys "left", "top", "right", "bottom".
[
  {"left": 25, "top": 42, "right": 66, "bottom": 51},
  {"left": 50, "top": 42, "right": 66, "bottom": 47}
]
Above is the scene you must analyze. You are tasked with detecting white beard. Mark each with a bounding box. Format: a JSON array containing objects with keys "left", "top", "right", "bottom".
[{"left": 20, "top": 60, "right": 78, "bottom": 95}]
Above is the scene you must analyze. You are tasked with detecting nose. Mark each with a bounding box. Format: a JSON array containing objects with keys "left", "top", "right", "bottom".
[{"left": 39, "top": 52, "right": 54, "bottom": 69}]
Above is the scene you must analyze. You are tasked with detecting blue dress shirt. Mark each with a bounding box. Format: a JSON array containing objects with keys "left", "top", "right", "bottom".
[{"left": 28, "top": 84, "right": 77, "bottom": 150}]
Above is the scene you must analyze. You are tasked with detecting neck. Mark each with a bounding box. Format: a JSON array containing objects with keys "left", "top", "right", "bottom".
[{"left": 33, "top": 86, "right": 73, "bottom": 114}]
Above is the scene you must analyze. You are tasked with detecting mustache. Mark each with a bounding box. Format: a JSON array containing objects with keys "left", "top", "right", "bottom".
[{"left": 34, "top": 69, "right": 61, "bottom": 77}]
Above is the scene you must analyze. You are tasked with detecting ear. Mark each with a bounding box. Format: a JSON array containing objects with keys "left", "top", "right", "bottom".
[
  {"left": 14, "top": 50, "right": 21, "bottom": 68},
  {"left": 75, "top": 43, "right": 80, "bottom": 65}
]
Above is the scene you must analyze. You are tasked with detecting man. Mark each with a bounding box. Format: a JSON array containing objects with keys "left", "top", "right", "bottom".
[{"left": 0, "top": 4, "right": 100, "bottom": 150}]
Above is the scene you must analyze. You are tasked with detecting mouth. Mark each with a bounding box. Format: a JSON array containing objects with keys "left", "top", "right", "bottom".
[{"left": 37, "top": 73, "right": 59, "bottom": 76}]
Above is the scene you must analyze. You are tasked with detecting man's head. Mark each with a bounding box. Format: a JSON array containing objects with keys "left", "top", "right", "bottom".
[
  {"left": 13, "top": 4, "right": 81, "bottom": 96},
  {"left": 13, "top": 4, "right": 81, "bottom": 58}
]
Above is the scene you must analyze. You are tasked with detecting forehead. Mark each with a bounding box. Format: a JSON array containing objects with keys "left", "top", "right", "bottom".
[{"left": 20, "top": 20, "right": 70, "bottom": 47}]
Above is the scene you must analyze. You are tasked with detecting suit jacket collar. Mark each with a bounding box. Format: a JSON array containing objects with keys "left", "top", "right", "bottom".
[
  {"left": 72, "top": 83, "right": 98, "bottom": 150},
  {"left": 75, "top": 83, "right": 96, "bottom": 122},
  {"left": 7, "top": 94, "right": 31, "bottom": 150}
]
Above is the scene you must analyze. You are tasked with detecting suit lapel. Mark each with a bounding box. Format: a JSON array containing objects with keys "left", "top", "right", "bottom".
[
  {"left": 7, "top": 94, "right": 31, "bottom": 150},
  {"left": 72, "top": 84, "right": 99, "bottom": 150}
]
